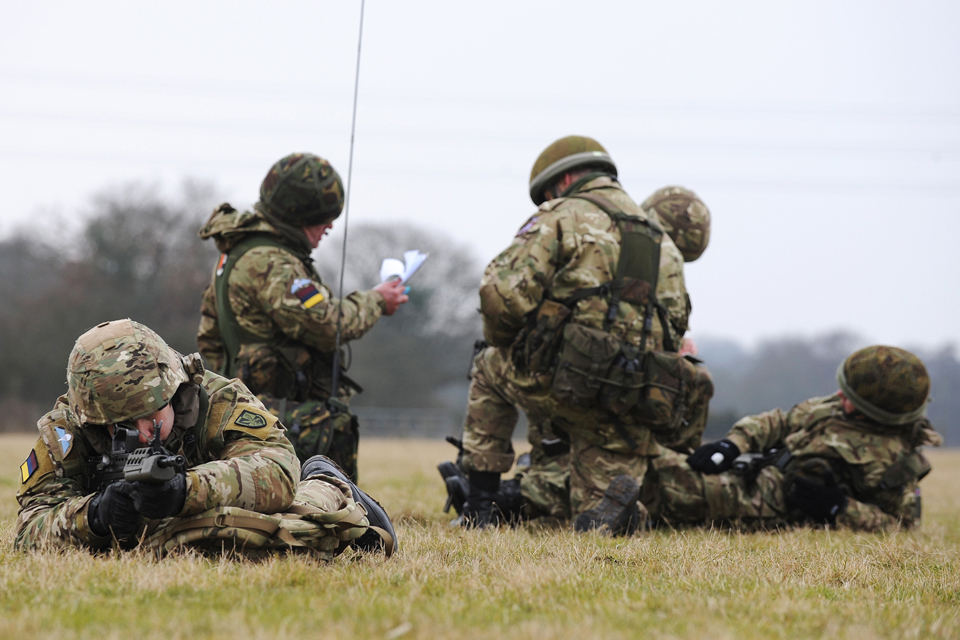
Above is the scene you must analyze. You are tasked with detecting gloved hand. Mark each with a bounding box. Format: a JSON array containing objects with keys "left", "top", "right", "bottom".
[
  {"left": 787, "top": 462, "right": 848, "bottom": 523},
  {"left": 88, "top": 482, "right": 140, "bottom": 539},
  {"left": 687, "top": 439, "right": 741, "bottom": 474},
  {"left": 127, "top": 472, "right": 188, "bottom": 520},
  {"left": 460, "top": 471, "right": 500, "bottom": 528}
]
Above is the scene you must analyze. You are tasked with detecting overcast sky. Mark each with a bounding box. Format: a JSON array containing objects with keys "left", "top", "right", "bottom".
[{"left": 1, "top": 1, "right": 958, "bottom": 348}]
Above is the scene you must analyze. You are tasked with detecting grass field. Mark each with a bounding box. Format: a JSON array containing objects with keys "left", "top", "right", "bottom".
[{"left": 1, "top": 434, "right": 958, "bottom": 639}]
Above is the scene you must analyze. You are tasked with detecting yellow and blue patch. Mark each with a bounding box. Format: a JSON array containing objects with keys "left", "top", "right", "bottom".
[
  {"left": 20, "top": 450, "right": 38, "bottom": 483},
  {"left": 291, "top": 278, "right": 325, "bottom": 309}
]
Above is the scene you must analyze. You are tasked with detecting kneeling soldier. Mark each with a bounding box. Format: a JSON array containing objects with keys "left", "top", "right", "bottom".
[{"left": 15, "top": 319, "right": 395, "bottom": 555}]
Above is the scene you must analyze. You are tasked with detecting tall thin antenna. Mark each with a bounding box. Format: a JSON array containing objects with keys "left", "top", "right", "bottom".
[{"left": 331, "top": 0, "right": 365, "bottom": 400}]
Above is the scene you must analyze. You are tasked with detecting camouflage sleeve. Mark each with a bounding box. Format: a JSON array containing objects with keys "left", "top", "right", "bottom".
[
  {"left": 180, "top": 382, "right": 300, "bottom": 516},
  {"left": 724, "top": 408, "right": 791, "bottom": 453},
  {"left": 234, "top": 247, "right": 385, "bottom": 352},
  {"left": 478, "top": 211, "right": 560, "bottom": 346},
  {"left": 836, "top": 484, "right": 921, "bottom": 532},
  {"left": 197, "top": 283, "right": 225, "bottom": 372},
  {"left": 14, "top": 437, "right": 111, "bottom": 551}
]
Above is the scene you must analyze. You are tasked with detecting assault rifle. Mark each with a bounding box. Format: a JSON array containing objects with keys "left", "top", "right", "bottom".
[
  {"left": 88, "top": 421, "right": 186, "bottom": 492},
  {"left": 731, "top": 448, "right": 792, "bottom": 478}
]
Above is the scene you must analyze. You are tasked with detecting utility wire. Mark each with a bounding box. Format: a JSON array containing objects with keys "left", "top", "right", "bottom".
[{"left": 330, "top": 0, "right": 365, "bottom": 401}]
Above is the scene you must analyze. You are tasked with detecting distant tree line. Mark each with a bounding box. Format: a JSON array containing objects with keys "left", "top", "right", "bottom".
[
  {"left": 0, "top": 182, "right": 483, "bottom": 431},
  {"left": 1, "top": 183, "right": 957, "bottom": 446}
]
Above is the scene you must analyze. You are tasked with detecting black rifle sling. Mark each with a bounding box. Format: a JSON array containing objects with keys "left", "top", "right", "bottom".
[
  {"left": 214, "top": 234, "right": 319, "bottom": 377},
  {"left": 565, "top": 193, "right": 665, "bottom": 338}
]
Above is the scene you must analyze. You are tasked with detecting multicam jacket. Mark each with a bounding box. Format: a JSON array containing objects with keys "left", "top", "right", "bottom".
[
  {"left": 15, "top": 371, "right": 299, "bottom": 550},
  {"left": 725, "top": 394, "right": 941, "bottom": 531},
  {"left": 197, "top": 204, "right": 384, "bottom": 402},
  {"left": 479, "top": 175, "right": 689, "bottom": 354}
]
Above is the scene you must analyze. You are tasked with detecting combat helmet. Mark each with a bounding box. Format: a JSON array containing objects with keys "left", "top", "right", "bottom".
[
  {"left": 529, "top": 136, "right": 617, "bottom": 205},
  {"left": 641, "top": 186, "right": 712, "bottom": 262},
  {"left": 67, "top": 319, "right": 202, "bottom": 425},
  {"left": 836, "top": 345, "right": 930, "bottom": 425},
  {"left": 259, "top": 153, "right": 345, "bottom": 227}
]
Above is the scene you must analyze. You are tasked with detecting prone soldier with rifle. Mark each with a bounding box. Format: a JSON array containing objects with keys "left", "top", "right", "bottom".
[
  {"left": 639, "top": 346, "right": 941, "bottom": 531},
  {"left": 15, "top": 319, "right": 397, "bottom": 556}
]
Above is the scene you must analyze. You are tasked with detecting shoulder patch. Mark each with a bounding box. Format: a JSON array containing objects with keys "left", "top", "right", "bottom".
[
  {"left": 18, "top": 438, "right": 57, "bottom": 494},
  {"left": 54, "top": 426, "right": 74, "bottom": 456},
  {"left": 20, "top": 450, "right": 39, "bottom": 483},
  {"left": 291, "top": 278, "right": 325, "bottom": 309},
  {"left": 517, "top": 216, "right": 539, "bottom": 236},
  {"left": 235, "top": 409, "right": 268, "bottom": 428}
]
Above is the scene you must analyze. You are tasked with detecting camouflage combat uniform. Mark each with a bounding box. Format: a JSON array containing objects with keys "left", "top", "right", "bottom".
[
  {"left": 640, "top": 394, "right": 941, "bottom": 531},
  {"left": 16, "top": 370, "right": 300, "bottom": 550},
  {"left": 462, "top": 175, "right": 694, "bottom": 518},
  {"left": 512, "top": 185, "right": 714, "bottom": 520},
  {"left": 197, "top": 203, "right": 384, "bottom": 480}
]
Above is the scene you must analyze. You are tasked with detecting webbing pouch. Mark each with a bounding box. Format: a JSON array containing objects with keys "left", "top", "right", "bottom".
[
  {"left": 551, "top": 323, "right": 620, "bottom": 407},
  {"left": 519, "top": 299, "right": 571, "bottom": 374}
]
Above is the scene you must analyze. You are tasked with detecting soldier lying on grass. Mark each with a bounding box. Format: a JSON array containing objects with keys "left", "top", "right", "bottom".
[
  {"left": 441, "top": 345, "right": 940, "bottom": 533},
  {"left": 15, "top": 319, "right": 396, "bottom": 557}
]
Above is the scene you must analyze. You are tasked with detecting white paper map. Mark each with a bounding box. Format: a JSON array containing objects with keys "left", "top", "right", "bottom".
[{"left": 379, "top": 250, "right": 428, "bottom": 284}]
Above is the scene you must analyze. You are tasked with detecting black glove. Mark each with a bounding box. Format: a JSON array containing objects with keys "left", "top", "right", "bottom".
[
  {"left": 128, "top": 472, "right": 188, "bottom": 520},
  {"left": 787, "top": 467, "right": 848, "bottom": 523},
  {"left": 460, "top": 471, "right": 500, "bottom": 529},
  {"left": 88, "top": 482, "right": 140, "bottom": 539},
  {"left": 688, "top": 439, "right": 741, "bottom": 474}
]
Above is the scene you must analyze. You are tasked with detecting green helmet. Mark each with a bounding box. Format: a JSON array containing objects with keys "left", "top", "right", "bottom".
[
  {"left": 259, "top": 153, "right": 345, "bottom": 227},
  {"left": 529, "top": 136, "right": 617, "bottom": 205},
  {"left": 641, "top": 186, "right": 712, "bottom": 262},
  {"left": 67, "top": 319, "right": 203, "bottom": 425},
  {"left": 836, "top": 345, "right": 930, "bottom": 425}
]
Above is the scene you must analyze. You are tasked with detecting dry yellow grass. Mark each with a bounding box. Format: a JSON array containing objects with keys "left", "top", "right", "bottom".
[{"left": 1, "top": 435, "right": 958, "bottom": 639}]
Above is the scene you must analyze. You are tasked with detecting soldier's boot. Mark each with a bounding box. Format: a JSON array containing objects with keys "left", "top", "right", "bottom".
[
  {"left": 574, "top": 474, "right": 641, "bottom": 536},
  {"left": 438, "top": 461, "right": 469, "bottom": 516},
  {"left": 460, "top": 471, "right": 501, "bottom": 529},
  {"left": 494, "top": 477, "right": 524, "bottom": 525},
  {"left": 301, "top": 455, "right": 398, "bottom": 556}
]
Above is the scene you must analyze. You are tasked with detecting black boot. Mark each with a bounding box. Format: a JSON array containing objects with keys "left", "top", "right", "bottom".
[
  {"left": 461, "top": 471, "right": 501, "bottom": 528},
  {"left": 494, "top": 477, "right": 524, "bottom": 525},
  {"left": 574, "top": 474, "right": 641, "bottom": 536},
  {"left": 301, "top": 455, "right": 398, "bottom": 555}
]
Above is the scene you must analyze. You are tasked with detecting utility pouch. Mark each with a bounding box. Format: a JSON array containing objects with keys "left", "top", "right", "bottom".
[
  {"left": 551, "top": 323, "right": 620, "bottom": 407},
  {"left": 598, "top": 344, "right": 644, "bottom": 415},
  {"left": 522, "top": 300, "right": 571, "bottom": 373},
  {"left": 632, "top": 351, "right": 699, "bottom": 434}
]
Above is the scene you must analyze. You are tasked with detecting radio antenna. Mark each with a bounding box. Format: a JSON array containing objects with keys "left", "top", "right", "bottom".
[{"left": 331, "top": 0, "right": 366, "bottom": 400}]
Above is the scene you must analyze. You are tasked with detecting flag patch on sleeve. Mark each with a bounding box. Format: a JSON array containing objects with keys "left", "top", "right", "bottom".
[
  {"left": 20, "top": 450, "right": 38, "bottom": 483},
  {"left": 291, "top": 278, "right": 325, "bottom": 309},
  {"left": 517, "top": 216, "right": 539, "bottom": 236}
]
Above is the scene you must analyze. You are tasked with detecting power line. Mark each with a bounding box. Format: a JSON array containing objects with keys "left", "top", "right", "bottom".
[{"left": 2, "top": 66, "right": 958, "bottom": 123}]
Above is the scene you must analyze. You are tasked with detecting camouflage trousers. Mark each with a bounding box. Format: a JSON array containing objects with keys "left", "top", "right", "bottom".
[
  {"left": 515, "top": 363, "right": 713, "bottom": 521},
  {"left": 461, "top": 346, "right": 657, "bottom": 517},
  {"left": 259, "top": 396, "right": 360, "bottom": 482},
  {"left": 639, "top": 445, "right": 790, "bottom": 528}
]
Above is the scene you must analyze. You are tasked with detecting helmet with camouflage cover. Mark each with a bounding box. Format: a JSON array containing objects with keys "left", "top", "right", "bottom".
[
  {"left": 259, "top": 153, "right": 345, "bottom": 227},
  {"left": 529, "top": 136, "right": 617, "bottom": 205},
  {"left": 836, "top": 345, "right": 930, "bottom": 426},
  {"left": 641, "top": 186, "right": 711, "bottom": 262},
  {"left": 67, "top": 319, "right": 202, "bottom": 425}
]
